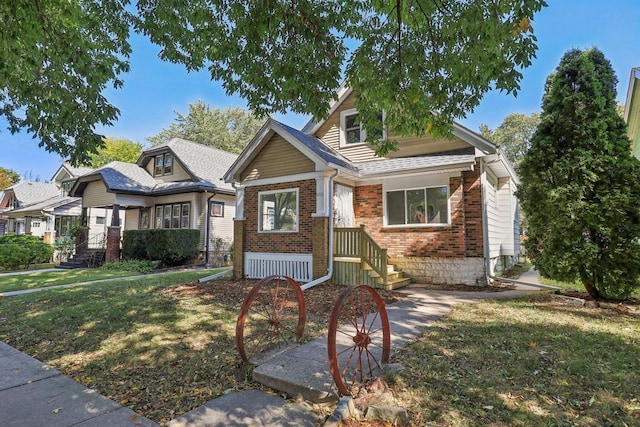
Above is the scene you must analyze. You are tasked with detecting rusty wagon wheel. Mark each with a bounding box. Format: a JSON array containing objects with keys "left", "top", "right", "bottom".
[
  {"left": 327, "top": 284, "right": 391, "bottom": 396},
  {"left": 236, "top": 275, "right": 306, "bottom": 364}
]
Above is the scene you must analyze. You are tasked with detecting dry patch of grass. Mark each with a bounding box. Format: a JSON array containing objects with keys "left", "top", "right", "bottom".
[{"left": 389, "top": 292, "right": 640, "bottom": 426}]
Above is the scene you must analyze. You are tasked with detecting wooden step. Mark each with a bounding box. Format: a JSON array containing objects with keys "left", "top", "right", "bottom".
[{"left": 379, "top": 276, "right": 412, "bottom": 290}]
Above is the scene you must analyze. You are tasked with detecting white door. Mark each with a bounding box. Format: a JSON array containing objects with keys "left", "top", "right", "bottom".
[{"left": 334, "top": 184, "right": 355, "bottom": 227}]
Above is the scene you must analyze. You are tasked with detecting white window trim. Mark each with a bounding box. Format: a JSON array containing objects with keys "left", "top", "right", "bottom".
[
  {"left": 339, "top": 108, "right": 386, "bottom": 148},
  {"left": 383, "top": 185, "right": 451, "bottom": 228},
  {"left": 258, "top": 188, "right": 299, "bottom": 233}
]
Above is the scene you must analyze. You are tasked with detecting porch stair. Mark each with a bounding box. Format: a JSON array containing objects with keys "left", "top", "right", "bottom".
[
  {"left": 333, "top": 225, "right": 412, "bottom": 290},
  {"left": 58, "top": 248, "right": 106, "bottom": 269},
  {"left": 363, "top": 261, "right": 412, "bottom": 290}
]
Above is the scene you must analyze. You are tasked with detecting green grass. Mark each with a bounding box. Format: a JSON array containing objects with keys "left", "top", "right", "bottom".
[
  {"left": 541, "top": 277, "right": 640, "bottom": 298},
  {"left": 391, "top": 292, "right": 640, "bottom": 426},
  {"left": 0, "top": 269, "right": 143, "bottom": 293},
  {"left": 0, "top": 270, "right": 229, "bottom": 424}
]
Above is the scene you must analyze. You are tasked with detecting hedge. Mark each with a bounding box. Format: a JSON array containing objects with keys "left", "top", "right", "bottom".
[
  {"left": 122, "top": 229, "right": 200, "bottom": 266},
  {"left": 0, "top": 235, "right": 54, "bottom": 270}
]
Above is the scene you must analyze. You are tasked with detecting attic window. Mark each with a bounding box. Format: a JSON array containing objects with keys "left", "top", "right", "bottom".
[
  {"left": 154, "top": 154, "right": 173, "bottom": 176},
  {"left": 339, "top": 108, "right": 385, "bottom": 147}
]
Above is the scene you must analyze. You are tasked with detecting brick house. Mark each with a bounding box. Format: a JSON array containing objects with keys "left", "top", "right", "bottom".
[{"left": 224, "top": 89, "right": 520, "bottom": 288}]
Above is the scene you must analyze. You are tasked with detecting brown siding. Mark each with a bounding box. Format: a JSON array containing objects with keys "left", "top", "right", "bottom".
[
  {"left": 244, "top": 180, "right": 316, "bottom": 254},
  {"left": 353, "top": 164, "right": 484, "bottom": 258},
  {"left": 82, "top": 180, "right": 115, "bottom": 208},
  {"left": 240, "top": 135, "right": 315, "bottom": 181},
  {"left": 313, "top": 91, "right": 471, "bottom": 161}
]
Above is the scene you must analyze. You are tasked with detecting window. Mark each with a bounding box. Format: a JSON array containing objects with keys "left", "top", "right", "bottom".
[
  {"left": 154, "top": 153, "right": 173, "bottom": 176},
  {"left": 339, "top": 108, "right": 385, "bottom": 146},
  {"left": 210, "top": 201, "right": 224, "bottom": 217},
  {"left": 386, "top": 186, "right": 449, "bottom": 226},
  {"left": 32, "top": 221, "right": 41, "bottom": 228},
  {"left": 259, "top": 189, "right": 298, "bottom": 232},
  {"left": 154, "top": 202, "right": 190, "bottom": 229},
  {"left": 96, "top": 216, "right": 106, "bottom": 225},
  {"left": 139, "top": 208, "right": 151, "bottom": 229}
]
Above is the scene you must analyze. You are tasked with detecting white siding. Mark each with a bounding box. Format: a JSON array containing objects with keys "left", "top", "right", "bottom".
[{"left": 485, "top": 169, "right": 501, "bottom": 259}]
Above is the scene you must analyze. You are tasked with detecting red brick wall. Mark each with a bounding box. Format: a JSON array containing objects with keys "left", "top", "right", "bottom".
[
  {"left": 244, "top": 180, "right": 316, "bottom": 253},
  {"left": 353, "top": 165, "right": 484, "bottom": 258}
]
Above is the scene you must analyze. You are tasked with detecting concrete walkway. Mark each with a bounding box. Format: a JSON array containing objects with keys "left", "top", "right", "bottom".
[{"left": 0, "top": 269, "right": 542, "bottom": 426}]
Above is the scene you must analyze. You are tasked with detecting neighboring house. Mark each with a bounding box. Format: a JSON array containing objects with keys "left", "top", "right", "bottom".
[
  {"left": 624, "top": 67, "right": 640, "bottom": 158},
  {"left": 69, "top": 138, "right": 237, "bottom": 264},
  {"left": 224, "top": 88, "right": 520, "bottom": 288},
  {"left": 0, "top": 181, "right": 60, "bottom": 238}
]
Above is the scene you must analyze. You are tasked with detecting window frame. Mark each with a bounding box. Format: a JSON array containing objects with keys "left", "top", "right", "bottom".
[
  {"left": 154, "top": 153, "right": 174, "bottom": 177},
  {"left": 154, "top": 202, "right": 191, "bottom": 229},
  {"left": 258, "top": 188, "right": 299, "bottom": 233},
  {"left": 339, "top": 108, "right": 386, "bottom": 147},
  {"left": 210, "top": 201, "right": 224, "bottom": 217},
  {"left": 383, "top": 185, "right": 450, "bottom": 228}
]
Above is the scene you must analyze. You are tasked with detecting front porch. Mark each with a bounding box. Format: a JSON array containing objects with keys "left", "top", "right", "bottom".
[{"left": 332, "top": 225, "right": 411, "bottom": 290}]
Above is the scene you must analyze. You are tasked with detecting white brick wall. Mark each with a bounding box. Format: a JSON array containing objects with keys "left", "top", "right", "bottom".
[{"left": 391, "top": 256, "right": 486, "bottom": 286}]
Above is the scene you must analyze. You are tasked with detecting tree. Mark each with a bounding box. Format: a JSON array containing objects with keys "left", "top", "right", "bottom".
[
  {"left": 85, "top": 137, "right": 143, "bottom": 168},
  {"left": 0, "top": 167, "right": 20, "bottom": 190},
  {"left": 147, "top": 102, "right": 263, "bottom": 154},
  {"left": 2, "top": 1, "right": 547, "bottom": 162},
  {"left": 516, "top": 48, "right": 640, "bottom": 300},
  {"left": 480, "top": 113, "right": 540, "bottom": 165}
]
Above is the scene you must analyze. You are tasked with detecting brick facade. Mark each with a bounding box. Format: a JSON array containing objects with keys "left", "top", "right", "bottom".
[
  {"left": 243, "top": 180, "right": 316, "bottom": 254},
  {"left": 105, "top": 226, "right": 121, "bottom": 263},
  {"left": 233, "top": 219, "right": 244, "bottom": 280},
  {"left": 312, "top": 216, "right": 329, "bottom": 279},
  {"left": 354, "top": 164, "right": 484, "bottom": 259}
]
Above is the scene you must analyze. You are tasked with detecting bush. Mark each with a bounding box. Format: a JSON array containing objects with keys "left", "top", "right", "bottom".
[
  {"left": 122, "top": 230, "right": 147, "bottom": 260},
  {"left": 101, "top": 259, "right": 155, "bottom": 273},
  {"left": 122, "top": 229, "right": 200, "bottom": 266},
  {"left": 0, "top": 235, "right": 54, "bottom": 270}
]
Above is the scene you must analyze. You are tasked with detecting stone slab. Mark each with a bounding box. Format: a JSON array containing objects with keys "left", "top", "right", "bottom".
[
  {"left": 167, "top": 390, "right": 319, "bottom": 427},
  {"left": 0, "top": 348, "right": 60, "bottom": 391},
  {"left": 0, "top": 374, "right": 150, "bottom": 427}
]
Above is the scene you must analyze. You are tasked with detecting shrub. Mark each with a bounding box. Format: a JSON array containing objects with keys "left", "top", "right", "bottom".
[
  {"left": 121, "top": 229, "right": 200, "bottom": 266},
  {"left": 122, "top": 230, "right": 147, "bottom": 260},
  {"left": 0, "top": 235, "right": 54, "bottom": 270},
  {"left": 101, "top": 259, "right": 155, "bottom": 273}
]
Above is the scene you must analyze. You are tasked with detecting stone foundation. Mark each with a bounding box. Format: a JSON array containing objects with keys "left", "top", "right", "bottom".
[{"left": 390, "top": 256, "right": 487, "bottom": 287}]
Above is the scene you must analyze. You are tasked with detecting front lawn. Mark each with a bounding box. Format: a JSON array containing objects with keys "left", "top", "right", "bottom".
[
  {"left": 0, "top": 268, "right": 144, "bottom": 293},
  {"left": 0, "top": 274, "right": 360, "bottom": 423},
  {"left": 391, "top": 292, "right": 640, "bottom": 426}
]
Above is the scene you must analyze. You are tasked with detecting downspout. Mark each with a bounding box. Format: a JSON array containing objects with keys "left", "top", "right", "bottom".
[
  {"left": 480, "top": 160, "right": 559, "bottom": 291},
  {"left": 204, "top": 191, "right": 217, "bottom": 266},
  {"left": 301, "top": 169, "right": 339, "bottom": 291}
]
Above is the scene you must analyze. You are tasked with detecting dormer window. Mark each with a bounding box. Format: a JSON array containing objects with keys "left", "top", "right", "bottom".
[
  {"left": 154, "top": 153, "right": 173, "bottom": 176},
  {"left": 339, "top": 108, "right": 385, "bottom": 147}
]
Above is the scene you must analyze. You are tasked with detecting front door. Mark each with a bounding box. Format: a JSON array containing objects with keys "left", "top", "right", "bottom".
[{"left": 334, "top": 184, "right": 355, "bottom": 227}]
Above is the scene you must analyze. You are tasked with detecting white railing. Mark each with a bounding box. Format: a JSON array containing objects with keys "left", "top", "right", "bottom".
[{"left": 244, "top": 252, "right": 313, "bottom": 282}]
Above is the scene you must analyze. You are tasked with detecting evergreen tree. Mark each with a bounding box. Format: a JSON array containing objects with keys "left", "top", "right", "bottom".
[{"left": 517, "top": 48, "right": 640, "bottom": 300}]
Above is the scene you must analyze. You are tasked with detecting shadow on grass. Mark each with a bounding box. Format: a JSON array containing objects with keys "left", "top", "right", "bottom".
[
  {"left": 393, "top": 294, "right": 640, "bottom": 426},
  {"left": 0, "top": 272, "right": 245, "bottom": 423}
]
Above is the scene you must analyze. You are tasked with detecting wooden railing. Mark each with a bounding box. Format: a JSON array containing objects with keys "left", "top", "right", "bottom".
[{"left": 334, "top": 225, "right": 387, "bottom": 284}]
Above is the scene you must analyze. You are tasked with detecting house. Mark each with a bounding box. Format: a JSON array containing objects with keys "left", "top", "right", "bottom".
[
  {"left": 624, "top": 67, "right": 640, "bottom": 158},
  {"left": 0, "top": 181, "right": 60, "bottom": 238},
  {"left": 69, "top": 138, "right": 237, "bottom": 264},
  {"left": 224, "top": 89, "right": 520, "bottom": 288}
]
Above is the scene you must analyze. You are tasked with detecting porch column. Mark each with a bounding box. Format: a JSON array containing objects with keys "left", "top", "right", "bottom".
[
  {"left": 106, "top": 226, "right": 121, "bottom": 263},
  {"left": 7, "top": 218, "right": 15, "bottom": 234},
  {"left": 24, "top": 216, "right": 32, "bottom": 235},
  {"left": 111, "top": 204, "right": 120, "bottom": 226},
  {"left": 312, "top": 216, "right": 330, "bottom": 280},
  {"left": 233, "top": 219, "right": 245, "bottom": 280}
]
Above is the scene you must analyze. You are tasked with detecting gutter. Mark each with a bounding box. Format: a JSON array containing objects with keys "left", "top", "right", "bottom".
[
  {"left": 204, "top": 191, "right": 217, "bottom": 266},
  {"left": 300, "top": 169, "right": 340, "bottom": 291},
  {"left": 480, "top": 161, "right": 559, "bottom": 291}
]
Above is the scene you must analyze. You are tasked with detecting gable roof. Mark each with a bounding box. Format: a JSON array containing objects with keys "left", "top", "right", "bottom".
[
  {"left": 301, "top": 86, "right": 497, "bottom": 156},
  {"left": 51, "top": 162, "right": 94, "bottom": 183},
  {"left": 2, "top": 181, "right": 60, "bottom": 207},
  {"left": 6, "top": 196, "right": 81, "bottom": 218},
  {"left": 138, "top": 138, "right": 238, "bottom": 191},
  {"left": 224, "top": 119, "right": 359, "bottom": 183}
]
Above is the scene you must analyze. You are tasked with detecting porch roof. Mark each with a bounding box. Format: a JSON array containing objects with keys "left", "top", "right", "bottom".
[
  {"left": 355, "top": 149, "right": 477, "bottom": 178},
  {"left": 5, "top": 196, "right": 81, "bottom": 218}
]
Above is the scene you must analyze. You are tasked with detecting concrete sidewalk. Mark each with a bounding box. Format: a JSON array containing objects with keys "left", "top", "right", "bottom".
[{"left": 1, "top": 269, "right": 542, "bottom": 426}]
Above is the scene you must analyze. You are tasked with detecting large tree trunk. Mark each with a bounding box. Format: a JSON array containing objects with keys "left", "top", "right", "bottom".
[{"left": 583, "top": 281, "right": 600, "bottom": 300}]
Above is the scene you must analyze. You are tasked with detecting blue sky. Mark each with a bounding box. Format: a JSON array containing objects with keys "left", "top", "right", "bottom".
[{"left": 2, "top": 0, "right": 639, "bottom": 182}]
